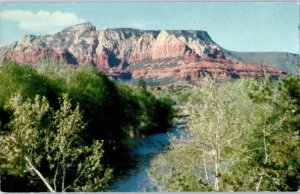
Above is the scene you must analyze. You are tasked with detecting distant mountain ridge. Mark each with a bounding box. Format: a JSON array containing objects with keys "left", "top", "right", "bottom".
[
  {"left": 224, "top": 51, "right": 299, "bottom": 74},
  {"left": 0, "top": 22, "right": 294, "bottom": 83}
]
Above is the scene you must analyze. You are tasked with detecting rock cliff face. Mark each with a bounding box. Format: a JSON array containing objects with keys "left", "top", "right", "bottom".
[{"left": 0, "top": 22, "right": 286, "bottom": 82}]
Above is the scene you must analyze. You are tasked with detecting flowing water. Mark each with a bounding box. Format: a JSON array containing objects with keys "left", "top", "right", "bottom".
[{"left": 109, "top": 115, "right": 188, "bottom": 192}]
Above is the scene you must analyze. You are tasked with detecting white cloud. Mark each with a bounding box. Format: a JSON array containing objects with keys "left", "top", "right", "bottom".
[{"left": 0, "top": 10, "right": 85, "bottom": 32}]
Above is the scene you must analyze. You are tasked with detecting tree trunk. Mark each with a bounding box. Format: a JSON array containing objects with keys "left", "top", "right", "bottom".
[{"left": 25, "top": 156, "right": 55, "bottom": 192}]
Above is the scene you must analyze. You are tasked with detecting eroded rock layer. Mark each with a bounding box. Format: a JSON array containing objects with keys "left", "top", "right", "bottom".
[{"left": 0, "top": 22, "right": 285, "bottom": 82}]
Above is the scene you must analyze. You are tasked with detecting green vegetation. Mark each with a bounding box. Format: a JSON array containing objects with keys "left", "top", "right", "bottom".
[
  {"left": 0, "top": 61, "right": 175, "bottom": 191},
  {"left": 148, "top": 75, "right": 300, "bottom": 191},
  {"left": 0, "top": 94, "right": 112, "bottom": 191},
  {"left": 1, "top": 59, "right": 298, "bottom": 192}
]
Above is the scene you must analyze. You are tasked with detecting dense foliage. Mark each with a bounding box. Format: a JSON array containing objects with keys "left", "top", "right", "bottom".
[
  {"left": 0, "top": 61, "right": 175, "bottom": 191},
  {"left": 148, "top": 75, "right": 300, "bottom": 191}
]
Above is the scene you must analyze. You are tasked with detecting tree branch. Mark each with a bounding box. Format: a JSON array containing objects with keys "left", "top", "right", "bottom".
[{"left": 24, "top": 156, "right": 55, "bottom": 192}]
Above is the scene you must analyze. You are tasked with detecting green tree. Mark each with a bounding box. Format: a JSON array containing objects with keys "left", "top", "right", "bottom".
[
  {"left": 246, "top": 75, "right": 300, "bottom": 191},
  {"left": 148, "top": 78, "right": 256, "bottom": 191},
  {"left": 217, "top": 75, "right": 300, "bottom": 191},
  {"left": 136, "top": 89, "right": 175, "bottom": 135},
  {"left": 0, "top": 61, "right": 175, "bottom": 191},
  {"left": 0, "top": 94, "right": 50, "bottom": 178},
  {"left": 137, "top": 76, "right": 147, "bottom": 90},
  {"left": 0, "top": 93, "right": 112, "bottom": 192},
  {"left": 148, "top": 76, "right": 300, "bottom": 192},
  {"left": 0, "top": 61, "right": 54, "bottom": 99}
]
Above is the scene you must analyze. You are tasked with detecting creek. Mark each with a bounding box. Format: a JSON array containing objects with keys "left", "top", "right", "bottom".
[{"left": 109, "top": 115, "right": 188, "bottom": 191}]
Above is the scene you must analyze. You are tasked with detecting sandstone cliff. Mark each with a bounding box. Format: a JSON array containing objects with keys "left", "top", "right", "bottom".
[{"left": 0, "top": 22, "right": 287, "bottom": 82}]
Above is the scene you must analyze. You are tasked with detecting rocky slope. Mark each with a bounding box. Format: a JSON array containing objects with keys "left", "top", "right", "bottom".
[{"left": 0, "top": 22, "right": 288, "bottom": 83}]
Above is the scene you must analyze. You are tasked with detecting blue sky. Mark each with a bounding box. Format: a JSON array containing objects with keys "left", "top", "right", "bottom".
[{"left": 0, "top": 2, "right": 298, "bottom": 53}]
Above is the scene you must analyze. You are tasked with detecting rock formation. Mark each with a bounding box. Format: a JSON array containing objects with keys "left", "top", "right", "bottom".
[{"left": 0, "top": 22, "right": 286, "bottom": 83}]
